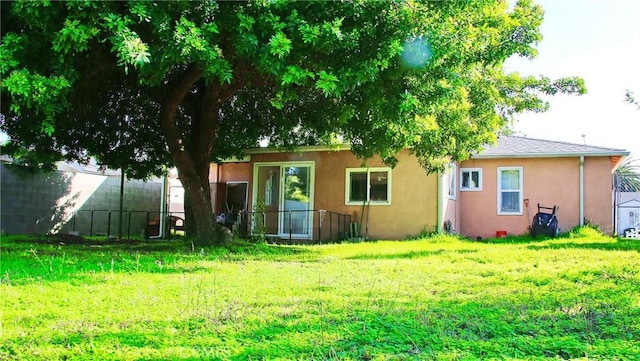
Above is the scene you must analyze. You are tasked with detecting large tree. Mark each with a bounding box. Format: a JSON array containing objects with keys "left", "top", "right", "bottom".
[{"left": 1, "top": 0, "right": 584, "bottom": 243}]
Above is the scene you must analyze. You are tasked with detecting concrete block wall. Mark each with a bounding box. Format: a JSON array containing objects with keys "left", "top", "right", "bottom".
[{"left": 1, "top": 164, "right": 162, "bottom": 236}]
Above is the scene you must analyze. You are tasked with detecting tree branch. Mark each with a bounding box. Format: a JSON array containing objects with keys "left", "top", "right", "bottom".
[{"left": 159, "top": 64, "right": 203, "bottom": 156}]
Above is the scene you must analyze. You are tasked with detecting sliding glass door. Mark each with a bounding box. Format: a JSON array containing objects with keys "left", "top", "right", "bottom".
[{"left": 254, "top": 162, "right": 314, "bottom": 239}]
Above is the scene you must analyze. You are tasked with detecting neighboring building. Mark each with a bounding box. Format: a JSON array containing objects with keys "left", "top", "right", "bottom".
[
  {"left": 208, "top": 136, "right": 629, "bottom": 241},
  {"left": 0, "top": 160, "right": 162, "bottom": 236},
  {"left": 615, "top": 192, "right": 640, "bottom": 236}
]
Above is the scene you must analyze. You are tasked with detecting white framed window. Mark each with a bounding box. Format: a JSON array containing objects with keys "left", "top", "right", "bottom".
[
  {"left": 345, "top": 167, "right": 391, "bottom": 205},
  {"left": 448, "top": 163, "right": 457, "bottom": 200},
  {"left": 630, "top": 211, "right": 640, "bottom": 227},
  {"left": 460, "top": 168, "right": 482, "bottom": 191},
  {"left": 497, "top": 166, "right": 523, "bottom": 215}
]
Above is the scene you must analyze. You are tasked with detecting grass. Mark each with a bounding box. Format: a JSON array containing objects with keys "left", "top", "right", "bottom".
[{"left": 1, "top": 229, "right": 639, "bottom": 360}]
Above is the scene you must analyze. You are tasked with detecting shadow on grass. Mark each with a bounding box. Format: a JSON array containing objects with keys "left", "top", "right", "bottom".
[
  {"left": 345, "top": 248, "right": 477, "bottom": 260},
  {"left": 0, "top": 237, "right": 315, "bottom": 284},
  {"left": 527, "top": 239, "right": 640, "bottom": 253}
]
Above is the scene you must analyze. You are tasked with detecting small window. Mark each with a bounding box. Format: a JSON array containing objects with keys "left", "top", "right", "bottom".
[
  {"left": 346, "top": 168, "right": 391, "bottom": 205},
  {"left": 630, "top": 211, "right": 640, "bottom": 227},
  {"left": 497, "top": 167, "right": 523, "bottom": 215},
  {"left": 448, "top": 164, "right": 457, "bottom": 200},
  {"left": 460, "top": 168, "right": 482, "bottom": 191}
]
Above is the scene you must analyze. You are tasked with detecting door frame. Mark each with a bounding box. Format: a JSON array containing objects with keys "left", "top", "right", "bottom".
[
  {"left": 252, "top": 161, "right": 315, "bottom": 239},
  {"left": 225, "top": 181, "right": 249, "bottom": 212}
]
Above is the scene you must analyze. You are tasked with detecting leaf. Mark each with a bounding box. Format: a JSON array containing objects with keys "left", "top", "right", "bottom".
[
  {"left": 41, "top": 121, "right": 55, "bottom": 136},
  {"left": 268, "top": 31, "right": 292, "bottom": 59},
  {"left": 315, "top": 71, "right": 339, "bottom": 97}
]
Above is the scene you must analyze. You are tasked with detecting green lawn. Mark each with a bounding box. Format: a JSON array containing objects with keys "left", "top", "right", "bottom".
[{"left": 1, "top": 228, "right": 639, "bottom": 360}]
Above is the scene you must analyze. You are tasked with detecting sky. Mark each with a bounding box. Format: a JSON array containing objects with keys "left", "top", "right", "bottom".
[{"left": 504, "top": 0, "right": 640, "bottom": 157}]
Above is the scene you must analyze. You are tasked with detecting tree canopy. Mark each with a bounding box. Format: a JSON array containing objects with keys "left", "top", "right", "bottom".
[
  {"left": 615, "top": 157, "right": 640, "bottom": 192},
  {"left": 1, "top": 0, "right": 585, "bottom": 243}
]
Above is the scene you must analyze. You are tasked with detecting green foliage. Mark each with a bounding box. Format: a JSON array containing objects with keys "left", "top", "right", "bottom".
[
  {"left": 1, "top": 230, "right": 639, "bottom": 360},
  {"left": 1, "top": 0, "right": 585, "bottom": 173},
  {"left": 1, "top": 0, "right": 587, "bottom": 241},
  {"left": 250, "top": 199, "right": 268, "bottom": 243},
  {"left": 614, "top": 157, "right": 640, "bottom": 192}
]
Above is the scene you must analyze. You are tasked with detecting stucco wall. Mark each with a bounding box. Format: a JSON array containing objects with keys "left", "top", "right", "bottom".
[
  {"left": 225, "top": 149, "right": 439, "bottom": 240},
  {"left": 458, "top": 156, "right": 614, "bottom": 239},
  {"left": 210, "top": 162, "right": 251, "bottom": 184},
  {"left": 584, "top": 157, "right": 615, "bottom": 234}
]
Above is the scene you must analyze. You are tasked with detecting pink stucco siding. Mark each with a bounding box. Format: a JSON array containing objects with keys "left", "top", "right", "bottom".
[{"left": 458, "top": 156, "right": 615, "bottom": 239}]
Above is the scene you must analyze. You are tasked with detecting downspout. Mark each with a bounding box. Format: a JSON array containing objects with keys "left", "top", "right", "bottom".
[
  {"left": 613, "top": 181, "right": 619, "bottom": 235},
  {"left": 437, "top": 170, "right": 443, "bottom": 233},
  {"left": 580, "top": 156, "right": 585, "bottom": 227}
]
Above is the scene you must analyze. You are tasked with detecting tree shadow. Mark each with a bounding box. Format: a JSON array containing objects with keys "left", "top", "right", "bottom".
[
  {"left": 0, "top": 238, "right": 315, "bottom": 284},
  {"left": 527, "top": 239, "right": 640, "bottom": 253},
  {"left": 344, "top": 248, "right": 477, "bottom": 260},
  {"left": 0, "top": 164, "right": 77, "bottom": 235}
]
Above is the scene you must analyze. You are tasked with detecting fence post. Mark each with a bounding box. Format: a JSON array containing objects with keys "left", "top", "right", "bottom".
[
  {"left": 127, "top": 211, "right": 132, "bottom": 239},
  {"left": 107, "top": 210, "right": 112, "bottom": 237},
  {"left": 318, "top": 210, "right": 321, "bottom": 244},
  {"left": 288, "top": 210, "right": 292, "bottom": 241},
  {"left": 90, "top": 211, "right": 94, "bottom": 236},
  {"left": 167, "top": 212, "right": 171, "bottom": 241},
  {"left": 330, "top": 212, "right": 334, "bottom": 242},
  {"left": 145, "top": 212, "right": 150, "bottom": 240}
]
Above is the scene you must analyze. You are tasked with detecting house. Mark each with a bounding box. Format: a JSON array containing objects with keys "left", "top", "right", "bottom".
[
  {"left": 209, "top": 147, "right": 439, "bottom": 242},
  {"left": 207, "top": 136, "right": 628, "bottom": 241}
]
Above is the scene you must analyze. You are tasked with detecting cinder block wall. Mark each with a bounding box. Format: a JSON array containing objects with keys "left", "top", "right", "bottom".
[{"left": 0, "top": 164, "right": 162, "bottom": 236}]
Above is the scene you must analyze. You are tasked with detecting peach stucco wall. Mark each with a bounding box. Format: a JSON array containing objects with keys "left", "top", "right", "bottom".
[
  {"left": 221, "top": 149, "right": 440, "bottom": 240},
  {"left": 584, "top": 157, "right": 616, "bottom": 234},
  {"left": 458, "top": 156, "right": 615, "bottom": 239},
  {"left": 209, "top": 162, "right": 251, "bottom": 184}
]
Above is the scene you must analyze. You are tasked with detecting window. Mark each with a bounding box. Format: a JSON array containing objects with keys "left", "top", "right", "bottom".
[
  {"left": 448, "top": 164, "right": 457, "bottom": 200},
  {"left": 346, "top": 168, "right": 391, "bottom": 205},
  {"left": 460, "top": 168, "right": 482, "bottom": 191},
  {"left": 630, "top": 211, "right": 640, "bottom": 227},
  {"left": 497, "top": 167, "right": 523, "bottom": 215}
]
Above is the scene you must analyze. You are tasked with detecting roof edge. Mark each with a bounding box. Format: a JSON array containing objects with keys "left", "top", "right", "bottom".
[
  {"left": 471, "top": 150, "right": 630, "bottom": 159},
  {"left": 243, "top": 144, "right": 352, "bottom": 155}
]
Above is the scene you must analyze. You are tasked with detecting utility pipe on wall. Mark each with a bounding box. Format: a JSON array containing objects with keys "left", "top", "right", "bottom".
[
  {"left": 437, "top": 170, "right": 443, "bottom": 233},
  {"left": 580, "top": 156, "right": 584, "bottom": 226}
]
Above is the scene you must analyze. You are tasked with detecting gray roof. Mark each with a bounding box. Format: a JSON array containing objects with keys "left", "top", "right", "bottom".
[{"left": 472, "top": 136, "right": 630, "bottom": 159}]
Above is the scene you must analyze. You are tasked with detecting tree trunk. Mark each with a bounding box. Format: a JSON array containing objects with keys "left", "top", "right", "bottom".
[
  {"left": 158, "top": 66, "right": 224, "bottom": 245},
  {"left": 156, "top": 65, "right": 244, "bottom": 245},
  {"left": 177, "top": 162, "right": 220, "bottom": 244}
]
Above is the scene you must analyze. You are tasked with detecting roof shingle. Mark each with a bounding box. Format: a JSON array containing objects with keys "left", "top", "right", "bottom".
[{"left": 473, "top": 136, "right": 629, "bottom": 158}]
